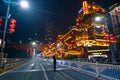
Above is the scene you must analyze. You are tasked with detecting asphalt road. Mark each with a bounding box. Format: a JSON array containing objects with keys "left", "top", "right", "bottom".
[{"left": 0, "top": 59, "right": 100, "bottom": 80}]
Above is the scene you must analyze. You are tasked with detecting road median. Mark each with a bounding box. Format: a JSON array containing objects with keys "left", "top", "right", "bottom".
[
  {"left": 0, "top": 59, "right": 30, "bottom": 74},
  {"left": 0, "top": 64, "right": 21, "bottom": 73}
]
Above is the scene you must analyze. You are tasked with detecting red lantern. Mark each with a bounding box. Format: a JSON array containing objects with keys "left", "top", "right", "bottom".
[
  {"left": 8, "top": 19, "right": 16, "bottom": 33},
  {"left": 26, "top": 48, "right": 29, "bottom": 53},
  {"left": 110, "top": 34, "right": 113, "bottom": 37},
  {"left": 9, "top": 24, "right": 16, "bottom": 28},
  {"left": 0, "top": 18, "right": 2, "bottom": 27},
  {"left": 10, "top": 19, "right": 16, "bottom": 24},
  {"left": 9, "top": 29, "right": 15, "bottom": 33},
  {"left": 0, "top": 18, "right": 2, "bottom": 22},
  {"left": 109, "top": 34, "right": 115, "bottom": 44}
]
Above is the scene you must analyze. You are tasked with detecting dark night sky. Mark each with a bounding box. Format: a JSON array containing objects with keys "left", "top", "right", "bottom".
[{"left": 0, "top": 0, "right": 120, "bottom": 43}]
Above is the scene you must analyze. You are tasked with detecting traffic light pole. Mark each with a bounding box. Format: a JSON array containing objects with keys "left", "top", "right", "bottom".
[{"left": 0, "top": 0, "right": 11, "bottom": 68}]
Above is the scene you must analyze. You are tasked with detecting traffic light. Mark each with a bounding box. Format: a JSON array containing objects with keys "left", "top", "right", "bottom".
[
  {"left": 0, "top": 18, "right": 3, "bottom": 30},
  {"left": 9, "top": 19, "right": 16, "bottom": 33}
]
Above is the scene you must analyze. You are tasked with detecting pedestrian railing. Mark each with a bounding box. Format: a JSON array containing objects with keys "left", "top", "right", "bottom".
[{"left": 54, "top": 60, "right": 120, "bottom": 80}]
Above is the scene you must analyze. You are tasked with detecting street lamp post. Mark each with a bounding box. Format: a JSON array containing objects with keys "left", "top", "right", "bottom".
[
  {"left": 0, "top": 0, "right": 29, "bottom": 68},
  {"left": 0, "top": 0, "right": 11, "bottom": 68}
]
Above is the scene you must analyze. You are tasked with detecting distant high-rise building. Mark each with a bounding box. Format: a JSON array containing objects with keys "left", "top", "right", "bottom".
[
  {"left": 44, "top": 22, "right": 54, "bottom": 44},
  {"left": 109, "top": 3, "right": 120, "bottom": 51}
]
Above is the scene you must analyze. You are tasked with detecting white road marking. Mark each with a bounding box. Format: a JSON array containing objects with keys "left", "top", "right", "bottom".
[
  {"left": 56, "top": 72, "right": 66, "bottom": 80},
  {"left": 54, "top": 77, "right": 57, "bottom": 80},
  {"left": 60, "top": 71, "right": 74, "bottom": 80},
  {"left": 57, "top": 68, "right": 68, "bottom": 70},
  {"left": 30, "top": 63, "right": 34, "bottom": 66},
  {"left": 0, "top": 70, "right": 10, "bottom": 76},
  {"left": 47, "top": 63, "right": 51, "bottom": 65},
  {"left": 40, "top": 63, "right": 49, "bottom": 80},
  {"left": 3, "top": 67, "right": 69, "bottom": 73},
  {"left": 25, "top": 71, "right": 32, "bottom": 80}
]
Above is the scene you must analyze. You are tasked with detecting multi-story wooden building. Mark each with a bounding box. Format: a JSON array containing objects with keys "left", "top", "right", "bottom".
[
  {"left": 56, "top": 0, "right": 115, "bottom": 61},
  {"left": 41, "top": 0, "right": 116, "bottom": 62}
]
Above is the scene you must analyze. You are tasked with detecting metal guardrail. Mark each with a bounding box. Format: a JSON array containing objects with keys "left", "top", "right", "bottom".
[
  {"left": 2, "top": 58, "right": 29, "bottom": 68},
  {"left": 47, "top": 59, "right": 120, "bottom": 80}
]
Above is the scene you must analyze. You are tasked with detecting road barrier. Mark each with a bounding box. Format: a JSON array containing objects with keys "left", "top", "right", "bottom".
[
  {"left": 47, "top": 59, "right": 120, "bottom": 80},
  {"left": 2, "top": 58, "right": 29, "bottom": 67}
]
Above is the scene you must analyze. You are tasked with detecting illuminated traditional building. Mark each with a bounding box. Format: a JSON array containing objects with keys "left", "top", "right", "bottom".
[{"left": 56, "top": 0, "right": 114, "bottom": 61}]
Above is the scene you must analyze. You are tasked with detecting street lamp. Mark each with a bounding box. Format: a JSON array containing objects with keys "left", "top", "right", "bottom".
[
  {"left": 20, "top": 1, "right": 29, "bottom": 8},
  {"left": 32, "top": 42, "right": 36, "bottom": 46},
  {"left": 95, "top": 16, "right": 101, "bottom": 22},
  {"left": 94, "top": 16, "right": 109, "bottom": 32},
  {"left": 0, "top": 0, "right": 29, "bottom": 68}
]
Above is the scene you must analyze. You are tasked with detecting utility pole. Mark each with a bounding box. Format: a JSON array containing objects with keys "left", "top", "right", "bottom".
[{"left": 0, "top": 0, "right": 11, "bottom": 68}]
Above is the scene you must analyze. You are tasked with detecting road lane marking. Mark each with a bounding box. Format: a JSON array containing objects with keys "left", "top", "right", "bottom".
[
  {"left": 24, "top": 61, "right": 36, "bottom": 80},
  {"left": 0, "top": 70, "right": 10, "bottom": 76},
  {"left": 40, "top": 63, "right": 49, "bottom": 80},
  {"left": 59, "top": 71, "right": 74, "bottom": 80},
  {"left": 57, "top": 68, "right": 68, "bottom": 70},
  {"left": 56, "top": 72, "right": 66, "bottom": 80},
  {"left": 54, "top": 77, "right": 57, "bottom": 80},
  {"left": 47, "top": 63, "right": 51, "bottom": 65},
  {"left": 25, "top": 71, "right": 32, "bottom": 80},
  {"left": 2, "top": 68, "right": 69, "bottom": 73},
  {"left": 30, "top": 63, "right": 34, "bottom": 66}
]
